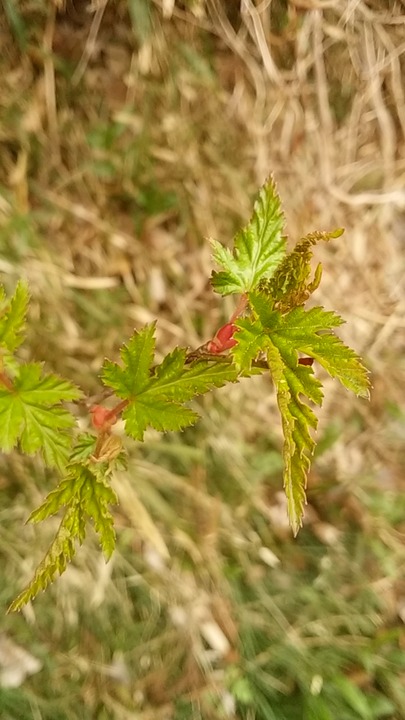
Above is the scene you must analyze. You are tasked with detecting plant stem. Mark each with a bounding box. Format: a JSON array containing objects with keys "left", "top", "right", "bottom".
[
  {"left": 185, "top": 350, "right": 269, "bottom": 370},
  {"left": 105, "top": 398, "right": 129, "bottom": 422}
]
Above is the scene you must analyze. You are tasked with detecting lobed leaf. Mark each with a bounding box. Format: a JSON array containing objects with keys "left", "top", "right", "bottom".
[
  {"left": 102, "top": 322, "right": 156, "bottom": 397},
  {"left": 9, "top": 463, "right": 118, "bottom": 611},
  {"left": 264, "top": 338, "right": 321, "bottom": 534},
  {"left": 103, "top": 325, "right": 238, "bottom": 441},
  {"left": 0, "top": 363, "right": 81, "bottom": 469},
  {"left": 234, "top": 295, "right": 370, "bottom": 532},
  {"left": 266, "top": 305, "right": 370, "bottom": 398},
  {"left": 211, "top": 177, "right": 286, "bottom": 295},
  {"left": 8, "top": 506, "right": 85, "bottom": 612},
  {"left": 248, "top": 296, "right": 370, "bottom": 397},
  {"left": 123, "top": 397, "right": 198, "bottom": 441}
]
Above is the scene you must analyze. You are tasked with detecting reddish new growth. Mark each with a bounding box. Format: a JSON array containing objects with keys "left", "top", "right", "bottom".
[
  {"left": 90, "top": 398, "right": 129, "bottom": 431},
  {"left": 90, "top": 405, "right": 119, "bottom": 431},
  {"left": 203, "top": 294, "right": 248, "bottom": 355},
  {"left": 207, "top": 322, "right": 238, "bottom": 353}
]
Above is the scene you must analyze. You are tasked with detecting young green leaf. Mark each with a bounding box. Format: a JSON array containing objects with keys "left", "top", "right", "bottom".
[
  {"left": 0, "top": 363, "right": 82, "bottom": 469},
  {"left": 123, "top": 397, "right": 198, "bottom": 442},
  {"left": 250, "top": 296, "right": 370, "bottom": 398},
  {"left": 68, "top": 433, "right": 98, "bottom": 464},
  {"left": 231, "top": 318, "right": 266, "bottom": 374},
  {"left": 102, "top": 321, "right": 156, "bottom": 397},
  {"left": 211, "top": 177, "right": 286, "bottom": 295},
  {"left": 265, "top": 340, "right": 322, "bottom": 535},
  {"left": 81, "top": 465, "right": 117, "bottom": 559},
  {"left": 259, "top": 229, "right": 344, "bottom": 312},
  {"left": 8, "top": 463, "right": 118, "bottom": 612},
  {"left": 233, "top": 313, "right": 324, "bottom": 532},
  {"left": 0, "top": 280, "right": 29, "bottom": 353},
  {"left": 232, "top": 293, "right": 370, "bottom": 531},
  {"left": 102, "top": 325, "right": 238, "bottom": 441},
  {"left": 8, "top": 504, "right": 85, "bottom": 612}
]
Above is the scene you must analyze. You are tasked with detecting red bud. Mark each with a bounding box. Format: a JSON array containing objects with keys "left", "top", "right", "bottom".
[{"left": 90, "top": 405, "right": 115, "bottom": 429}]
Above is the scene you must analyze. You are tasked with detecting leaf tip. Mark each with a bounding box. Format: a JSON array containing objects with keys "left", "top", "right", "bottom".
[
  {"left": 7, "top": 591, "right": 32, "bottom": 614},
  {"left": 6, "top": 600, "right": 18, "bottom": 614},
  {"left": 292, "top": 523, "right": 301, "bottom": 538}
]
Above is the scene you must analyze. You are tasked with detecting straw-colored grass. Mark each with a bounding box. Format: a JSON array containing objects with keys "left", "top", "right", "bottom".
[{"left": 1, "top": 1, "right": 404, "bottom": 718}]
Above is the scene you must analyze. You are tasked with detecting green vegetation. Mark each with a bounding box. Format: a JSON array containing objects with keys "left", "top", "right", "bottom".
[
  {"left": 2, "top": 178, "right": 369, "bottom": 610},
  {"left": 0, "top": 1, "right": 404, "bottom": 719}
]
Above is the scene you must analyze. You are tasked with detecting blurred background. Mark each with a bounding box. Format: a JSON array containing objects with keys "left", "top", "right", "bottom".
[{"left": 1, "top": 1, "right": 405, "bottom": 718}]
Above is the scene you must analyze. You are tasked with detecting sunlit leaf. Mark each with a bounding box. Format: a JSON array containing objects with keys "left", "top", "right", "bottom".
[
  {"left": 211, "top": 177, "right": 286, "bottom": 295},
  {"left": 102, "top": 325, "right": 238, "bottom": 441},
  {"left": 0, "top": 363, "right": 81, "bottom": 469}
]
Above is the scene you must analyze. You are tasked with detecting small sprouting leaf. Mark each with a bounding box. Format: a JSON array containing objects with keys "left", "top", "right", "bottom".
[
  {"left": 92, "top": 433, "right": 123, "bottom": 464},
  {"left": 0, "top": 363, "right": 82, "bottom": 469},
  {"left": 0, "top": 280, "right": 29, "bottom": 353},
  {"left": 68, "top": 433, "right": 97, "bottom": 463},
  {"left": 102, "top": 325, "right": 238, "bottom": 441},
  {"left": 211, "top": 177, "right": 286, "bottom": 295},
  {"left": 259, "top": 228, "right": 344, "bottom": 312}
]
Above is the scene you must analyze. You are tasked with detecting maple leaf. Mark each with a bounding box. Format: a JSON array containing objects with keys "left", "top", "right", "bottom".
[
  {"left": 211, "top": 177, "right": 286, "bottom": 295},
  {"left": 102, "top": 324, "right": 238, "bottom": 441},
  {"left": 0, "top": 363, "right": 82, "bottom": 469}
]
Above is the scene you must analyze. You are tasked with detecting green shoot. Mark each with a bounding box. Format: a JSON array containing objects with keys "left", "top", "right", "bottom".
[{"left": 3, "top": 176, "right": 370, "bottom": 610}]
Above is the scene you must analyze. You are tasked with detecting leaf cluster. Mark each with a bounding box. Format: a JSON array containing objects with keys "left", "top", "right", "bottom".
[
  {"left": 210, "top": 177, "right": 369, "bottom": 533},
  {"left": 2, "top": 176, "right": 370, "bottom": 610}
]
